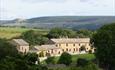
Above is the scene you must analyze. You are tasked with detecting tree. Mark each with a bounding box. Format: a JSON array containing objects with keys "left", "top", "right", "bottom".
[
  {"left": 83, "top": 62, "right": 99, "bottom": 70},
  {"left": 76, "top": 58, "right": 89, "bottom": 67},
  {"left": 80, "top": 46, "right": 86, "bottom": 52},
  {"left": 24, "top": 53, "right": 39, "bottom": 65},
  {"left": 58, "top": 52, "right": 72, "bottom": 65},
  {"left": 0, "top": 39, "right": 18, "bottom": 60},
  {"left": 47, "top": 28, "right": 76, "bottom": 38},
  {"left": 22, "top": 30, "right": 48, "bottom": 45},
  {"left": 39, "top": 51, "right": 44, "bottom": 57},
  {"left": 77, "top": 29, "right": 93, "bottom": 38},
  {"left": 91, "top": 23, "right": 115, "bottom": 70},
  {"left": 45, "top": 57, "right": 55, "bottom": 64}
]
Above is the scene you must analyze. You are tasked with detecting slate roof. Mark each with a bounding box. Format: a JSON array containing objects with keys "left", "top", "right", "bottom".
[
  {"left": 12, "top": 39, "right": 29, "bottom": 46},
  {"left": 51, "top": 38, "right": 90, "bottom": 43},
  {"left": 34, "top": 45, "right": 61, "bottom": 51}
]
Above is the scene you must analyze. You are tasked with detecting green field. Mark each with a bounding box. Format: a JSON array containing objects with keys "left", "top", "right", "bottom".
[
  {"left": 42, "top": 54, "right": 95, "bottom": 64},
  {"left": 56, "top": 54, "right": 95, "bottom": 63},
  {"left": 0, "top": 27, "right": 49, "bottom": 39}
]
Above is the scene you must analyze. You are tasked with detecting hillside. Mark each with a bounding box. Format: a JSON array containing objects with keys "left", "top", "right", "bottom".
[
  {"left": 0, "top": 27, "right": 48, "bottom": 39},
  {"left": 0, "top": 16, "right": 115, "bottom": 30}
]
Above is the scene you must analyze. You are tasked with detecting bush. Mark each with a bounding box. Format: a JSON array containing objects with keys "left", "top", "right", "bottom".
[
  {"left": 76, "top": 58, "right": 89, "bottom": 67},
  {"left": 45, "top": 57, "right": 55, "bottom": 64},
  {"left": 58, "top": 52, "right": 72, "bottom": 66},
  {"left": 83, "top": 62, "right": 99, "bottom": 70},
  {"left": 0, "top": 39, "right": 18, "bottom": 60}
]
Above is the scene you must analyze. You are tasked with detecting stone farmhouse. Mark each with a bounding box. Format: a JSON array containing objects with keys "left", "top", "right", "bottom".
[
  {"left": 11, "top": 39, "right": 29, "bottom": 54},
  {"left": 12, "top": 38, "right": 93, "bottom": 57}
]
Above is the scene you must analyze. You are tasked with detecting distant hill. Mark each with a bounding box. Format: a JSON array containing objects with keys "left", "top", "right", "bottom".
[{"left": 0, "top": 16, "right": 115, "bottom": 30}]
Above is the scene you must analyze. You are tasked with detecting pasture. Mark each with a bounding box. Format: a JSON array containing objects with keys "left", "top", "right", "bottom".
[{"left": 0, "top": 27, "right": 49, "bottom": 39}]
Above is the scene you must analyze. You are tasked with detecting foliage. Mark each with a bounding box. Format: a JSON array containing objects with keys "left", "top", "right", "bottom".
[
  {"left": 47, "top": 62, "right": 99, "bottom": 70},
  {"left": 45, "top": 57, "right": 55, "bottom": 64},
  {"left": 47, "top": 28, "right": 76, "bottom": 38},
  {"left": 92, "top": 23, "right": 115, "bottom": 70},
  {"left": 80, "top": 46, "right": 86, "bottom": 51},
  {"left": 0, "top": 39, "right": 18, "bottom": 60},
  {"left": 0, "top": 53, "right": 47, "bottom": 70},
  {"left": 22, "top": 30, "right": 48, "bottom": 45},
  {"left": 77, "top": 29, "right": 94, "bottom": 38},
  {"left": 24, "top": 53, "right": 39, "bottom": 65},
  {"left": 76, "top": 58, "right": 89, "bottom": 67},
  {"left": 0, "top": 27, "right": 48, "bottom": 39},
  {"left": 58, "top": 52, "right": 72, "bottom": 65},
  {"left": 39, "top": 51, "right": 45, "bottom": 57}
]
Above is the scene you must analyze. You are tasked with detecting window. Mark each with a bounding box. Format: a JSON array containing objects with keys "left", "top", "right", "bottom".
[
  {"left": 73, "top": 44, "right": 75, "bottom": 46},
  {"left": 69, "top": 49, "right": 71, "bottom": 52},
  {"left": 66, "top": 43, "right": 68, "bottom": 46},
  {"left": 56, "top": 44, "right": 58, "bottom": 47},
  {"left": 74, "top": 48, "right": 75, "bottom": 51},
  {"left": 89, "top": 43, "right": 90, "bottom": 46},
  {"left": 66, "top": 48, "right": 68, "bottom": 51},
  {"left": 62, "top": 49, "right": 64, "bottom": 52},
  {"left": 51, "top": 49, "right": 53, "bottom": 53},
  {"left": 58, "top": 51, "right": 60, "bottom": 54},
  {"left": 48, "top": 50, "right": 50, "bottom": 53},
  {"left": 79, "top": 44, "right": 80, "bottom": 46}
]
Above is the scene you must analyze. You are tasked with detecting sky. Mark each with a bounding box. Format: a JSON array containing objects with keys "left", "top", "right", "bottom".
[{"left": 0, "top": 0, "right": 115, "bottom": 20}]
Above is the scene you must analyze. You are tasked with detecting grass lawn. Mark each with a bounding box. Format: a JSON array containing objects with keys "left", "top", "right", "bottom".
[
  {"left": 42, "top": 54, "right": 95, "bottom": 64},
  {"left": 71, "top": 54, "right": 95, "bottom": 62},
  {"left": 0, "top": 27, "right": 49, "bottom": 39}
]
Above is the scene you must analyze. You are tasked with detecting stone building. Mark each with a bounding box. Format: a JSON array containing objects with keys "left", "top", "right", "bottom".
[
  {"left": 12, "top": 38, "right": 92, "bottom": 57},
  {"left": 12, "top": 39, "right": 29, "bottom": 54}
]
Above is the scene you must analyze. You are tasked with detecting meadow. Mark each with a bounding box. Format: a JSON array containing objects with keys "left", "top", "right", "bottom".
[
  {"left": 0, "top": 27, "right": 49, "bottom": 39},
  {"left": 42, "top": 54, "right": 95, "bottom": 64}
]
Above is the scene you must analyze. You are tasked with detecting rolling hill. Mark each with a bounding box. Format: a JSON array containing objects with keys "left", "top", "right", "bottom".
[{"left": 0, "top": 16, "right": 115, "bottom": 30}]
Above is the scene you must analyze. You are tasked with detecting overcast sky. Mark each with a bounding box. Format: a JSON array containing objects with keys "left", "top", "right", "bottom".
[{"left": 0, "top": 0, "right": 115, "bottom": 20}]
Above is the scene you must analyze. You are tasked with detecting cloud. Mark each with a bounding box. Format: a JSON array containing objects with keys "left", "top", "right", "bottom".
[
  {"left": 22, "top": 0, "right": 68, "bottom": 3},
  {"left": 0, "top": 0, "right": 115, "bottom": 20}
]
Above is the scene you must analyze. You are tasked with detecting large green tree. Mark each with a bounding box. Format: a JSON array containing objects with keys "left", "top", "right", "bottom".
[
  {"left": 0, "top": 53, "right": 47, "bottom": 70},
  {"left": 22, "top": 30, "right": 48, "bottom": 45},
  {"left": 47, "top": 28, "right": 76, "bottom": 38},
  {"left": 77, "top": 29, "right": 94, "bottom": 38},
  {"left": 45, "top": 57, "right": 55, "bottom": 64},
  {"left": 24, "top": 53, "right": 39, "bottom": 65},
  {"left": 91, "top": 23, "right": 115, "bottom": 70},
  {"left": 58, "top": 52, "right": 72, "bottom": 65},
  {"left": 0, "top": 39, "right": 18, "bottom": 60}
]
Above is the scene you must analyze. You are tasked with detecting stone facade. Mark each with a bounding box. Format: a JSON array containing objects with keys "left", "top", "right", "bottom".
[
  {"left": 31, "top": 38, "right": 92, "bottom": 57},
  {"left": 12, "top": 38, "right": 92, "bottom": 57},
  {"left": 12, "top": 39, "right": 29, "bottom": 54}
]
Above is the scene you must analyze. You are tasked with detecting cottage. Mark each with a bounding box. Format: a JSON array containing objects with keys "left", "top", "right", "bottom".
[
  {"left": 12, "top": 39, "right": 29, "bottom": 54},
  {"left": 33, "top": 45, "right": 62, "bottom": 57}
]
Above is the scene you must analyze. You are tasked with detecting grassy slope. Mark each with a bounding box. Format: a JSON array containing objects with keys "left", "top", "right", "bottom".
[
  {"left": 0, "top": 27, "right": 49, "bottom": 39},
  {"left": 42, "top": 54, "right": 95, "bottom": 64},
  {"left": 55, "top": 54, "right": 95, "bottom": 63}
]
